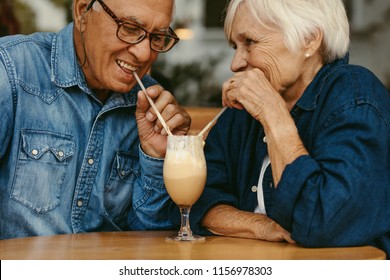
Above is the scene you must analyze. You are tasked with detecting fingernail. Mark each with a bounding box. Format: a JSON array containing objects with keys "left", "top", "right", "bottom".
[
  {"left": 146, "top": 112, "right": 154, "bottom": 121},
  {"left": 147, "top": 88, "right": 156, "bottom": 95}
]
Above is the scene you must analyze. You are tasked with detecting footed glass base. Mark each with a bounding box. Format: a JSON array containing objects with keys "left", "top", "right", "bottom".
[
  {"left": 165, "top": 206, "right": 205, "bottom": 243},
  {"left": 165, "top": 234, "right": 205, "bottom": 243}
]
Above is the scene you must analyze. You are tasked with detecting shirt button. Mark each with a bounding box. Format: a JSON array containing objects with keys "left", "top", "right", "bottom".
[
  {"left": 58, "top": 151, "right": 64, "bottom": 157},
  {"left": 88, "top": 158, "right": 94, "bottom": 165},
  {"left": 77, "top": 200, "right": 83, "bottom": 207},
  {"left": 32, "top": 149, "right": 39, "bottom": 156},
  {"left": 251, "top": 186, "right": 258, "bottom": 192}
]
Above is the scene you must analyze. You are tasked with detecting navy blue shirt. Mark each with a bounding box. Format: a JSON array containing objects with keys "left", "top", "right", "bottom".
[{"left": 187, "top": 56, "right": 390, "bottom": 258}]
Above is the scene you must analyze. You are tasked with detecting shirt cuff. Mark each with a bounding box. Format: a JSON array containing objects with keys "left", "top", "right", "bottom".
[
  {"left": 139, "top": 144, "right": 165, "bottom": 186},
  {"left": 269, "top": 155, "right": 320, "bottom": 230}
]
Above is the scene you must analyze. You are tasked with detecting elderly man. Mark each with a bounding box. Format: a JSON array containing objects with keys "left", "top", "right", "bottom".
[{"left": 0, "top": 0, "right": 189, "bottom": 239}]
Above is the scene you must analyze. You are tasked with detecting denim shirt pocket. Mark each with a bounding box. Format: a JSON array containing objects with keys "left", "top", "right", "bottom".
[
  {"left": 11, "top": 130, "right": 75, "bottom": 214},
  {"left": 104, "top": 151, "right": 140, "bottom": 228}
]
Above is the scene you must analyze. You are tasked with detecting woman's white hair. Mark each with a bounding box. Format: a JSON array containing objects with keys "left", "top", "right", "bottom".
[{"left": 224, "top": 0, "right": 350, "bottom": 63}]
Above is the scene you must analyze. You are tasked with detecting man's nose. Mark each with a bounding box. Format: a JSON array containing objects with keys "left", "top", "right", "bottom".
[{"left": 127, "top": 37, "right": 153, "bottom": 62}]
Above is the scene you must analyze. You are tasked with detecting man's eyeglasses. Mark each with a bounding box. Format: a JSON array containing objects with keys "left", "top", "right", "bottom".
[{"left": 86, "top": 0, "right": 179, "bottom": 53}]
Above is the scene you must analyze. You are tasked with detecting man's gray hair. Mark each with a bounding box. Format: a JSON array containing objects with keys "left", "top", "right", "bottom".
[{"left": 72, "top": 0, "right": 176, "bottom": 23}]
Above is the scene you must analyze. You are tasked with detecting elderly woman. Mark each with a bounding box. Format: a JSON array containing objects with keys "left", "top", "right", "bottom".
[{"left": 183, "top": 0, "right": 390, "bottom": 257}]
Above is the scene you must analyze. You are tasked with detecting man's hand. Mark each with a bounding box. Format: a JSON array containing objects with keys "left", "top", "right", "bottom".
[{"left": 136, "top": 85, "right": 191, "bottom": 158}]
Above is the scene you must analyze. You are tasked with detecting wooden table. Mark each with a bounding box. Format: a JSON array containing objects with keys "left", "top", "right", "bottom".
[{"left": 0, "top": 231, "right": 386, "bottom": 260}]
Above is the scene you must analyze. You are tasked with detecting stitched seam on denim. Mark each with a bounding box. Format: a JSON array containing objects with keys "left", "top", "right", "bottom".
[{"left": 0, "top": 47, "right": 17, "bottom": 118}]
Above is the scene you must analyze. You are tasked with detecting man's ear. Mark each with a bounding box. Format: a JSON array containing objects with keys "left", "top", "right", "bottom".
[{"left": 73, "top": 0, "right": 92, "bottom": 32}]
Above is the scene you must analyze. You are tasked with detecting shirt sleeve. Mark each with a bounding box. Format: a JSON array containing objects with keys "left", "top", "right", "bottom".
[
  {"left": 127, "top": 144, "right": 173, "bottom": 230},
  {"left": 269, "top": 102, "right": 390, "bottom": 248},
  {"left": 0, "top": 58, "right": 15, "bottom": 158}
]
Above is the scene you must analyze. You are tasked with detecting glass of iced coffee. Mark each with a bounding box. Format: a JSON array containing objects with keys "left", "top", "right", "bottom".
[{"left": 163, "top": 135, "right": 206, "bottom": 242}]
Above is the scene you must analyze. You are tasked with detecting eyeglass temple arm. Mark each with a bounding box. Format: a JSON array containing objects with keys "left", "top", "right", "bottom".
[{"left": 86, "top": 0, "right": 97, "bottom": 12}]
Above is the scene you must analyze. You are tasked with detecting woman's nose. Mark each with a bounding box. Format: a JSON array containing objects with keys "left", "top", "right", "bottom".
[{"left": 230, "top": 50, "right": 248, "bottom": 72}]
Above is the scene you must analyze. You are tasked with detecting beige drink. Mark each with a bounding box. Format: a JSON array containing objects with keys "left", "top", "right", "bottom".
[
  {"left": 163, "top": 135, "right": 206, "bottom": 242},
  {"left": 164, "top": 150, "right": 206, "bottom": 206}
]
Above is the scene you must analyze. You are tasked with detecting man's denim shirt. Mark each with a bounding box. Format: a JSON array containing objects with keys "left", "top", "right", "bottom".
[
  {"left": 0, "top": 23, "right": 173, "bottom": 239},
  {"left": 186, "top": 55, "right": 390, "bottom": 257}
]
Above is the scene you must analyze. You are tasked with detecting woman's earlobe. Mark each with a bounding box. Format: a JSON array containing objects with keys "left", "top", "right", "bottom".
[
  {"left": 310, "top": 29, "right": 323, "bottom": 51},
  {"left": 304, "top": 29, "right": 323, "bottom": 57}
]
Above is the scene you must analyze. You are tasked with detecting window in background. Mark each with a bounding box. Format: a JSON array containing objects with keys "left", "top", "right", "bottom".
[
  {"left": 2, "top": 0, "right": 71, "bottom": 35},
  {"left": 204, "top": 0, "right": 227, "bottom": 28},
  {"left": 0, "top": 0, "right": 20, "bottom": 36}
]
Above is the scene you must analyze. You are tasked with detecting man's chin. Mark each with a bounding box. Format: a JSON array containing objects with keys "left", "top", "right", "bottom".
[{"left": 113, "top": 80, "right": 137, "bottom": 93}]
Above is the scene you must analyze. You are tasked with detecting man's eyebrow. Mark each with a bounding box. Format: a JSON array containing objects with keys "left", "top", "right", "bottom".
[
  {"left": 123, "top": 15, "right": 170, "bottom": 33},
  {"left": 124, "top": 15, "right": 145, "bottom": 26}
]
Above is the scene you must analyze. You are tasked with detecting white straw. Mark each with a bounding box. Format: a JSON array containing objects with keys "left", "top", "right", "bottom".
[
  {"left": 198, "top": 107, "right": 227, "bottom": 137},
  {"left": 133, "top": 72, "right": 173, "bottom": 136}
]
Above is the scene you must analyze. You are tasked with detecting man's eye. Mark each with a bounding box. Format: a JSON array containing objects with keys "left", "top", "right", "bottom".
[
  {"left": 122, "top": 26, "right": 139, "bottom": 34},
  {"left": 152, "top": 35, "right": 164, "bottom": 43},
  {"left": 151, "top": 35, "right": 167, "bottom": 47}
]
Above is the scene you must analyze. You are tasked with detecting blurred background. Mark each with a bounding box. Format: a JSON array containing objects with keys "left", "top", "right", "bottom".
[{"left": 1, "top": 0, "right": 389, "bottom": 106}]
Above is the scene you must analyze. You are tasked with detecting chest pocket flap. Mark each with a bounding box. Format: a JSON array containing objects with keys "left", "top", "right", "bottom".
[
  {"left": 116, "top": 151, "right": 140, "bottom": 180},
  {"left": 21, "top": 130, "right": 74, "bottom": 162}
]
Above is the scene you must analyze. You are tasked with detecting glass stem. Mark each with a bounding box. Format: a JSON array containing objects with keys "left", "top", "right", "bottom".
[{"left": 178, "top": 206, "right": 193, "bottom": 238}]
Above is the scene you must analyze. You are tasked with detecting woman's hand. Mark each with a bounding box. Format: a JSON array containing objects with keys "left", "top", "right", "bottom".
[
  {"left": 222, "top": 68, "right": 286, "bottom": 124},
  {"left": 136, "top": 85, "right": 191, "bottom": 158},
  {"left": 202, "top": 204, "right": 295, "bottom": 243},
  {"left": 222, "top": 69, "right": 308, "bottom": 186}
]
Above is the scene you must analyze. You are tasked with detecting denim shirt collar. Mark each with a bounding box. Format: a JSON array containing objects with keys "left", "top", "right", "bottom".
[
  {"left": 50, "top": 23, "right": 138, "bottom": 107},
  {"left": 51, "top": 23, "right": 84, "bottom": 90},
  {"left": 294, "top": 54, "right": 350, "bottom": 113}
]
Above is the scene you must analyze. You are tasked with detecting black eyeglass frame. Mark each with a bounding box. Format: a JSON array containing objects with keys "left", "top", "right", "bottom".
[{"left": 86, "top": 0, "right": 180, "bottom": 53}]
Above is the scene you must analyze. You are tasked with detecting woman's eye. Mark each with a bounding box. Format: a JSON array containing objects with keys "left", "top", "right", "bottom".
[{"left": 244, "top": 38, "right": 256, "bottom": 46}]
